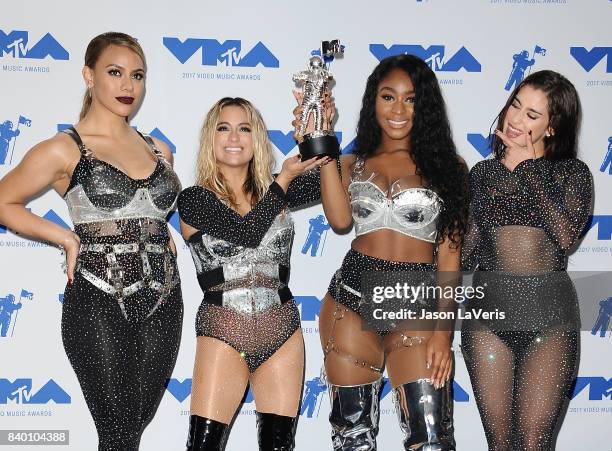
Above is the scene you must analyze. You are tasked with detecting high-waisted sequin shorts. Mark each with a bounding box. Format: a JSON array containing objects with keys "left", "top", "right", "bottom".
[
  {"left": 327, "top": 248, "right": 437, "bottom": 334},
  {"left": 463, "top": 270, "right": 580, "bottom": 333}
]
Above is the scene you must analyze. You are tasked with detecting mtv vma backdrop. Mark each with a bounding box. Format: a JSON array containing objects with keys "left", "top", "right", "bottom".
[{"left": 1, "top": 1, "right": 611, "bottom": 450}]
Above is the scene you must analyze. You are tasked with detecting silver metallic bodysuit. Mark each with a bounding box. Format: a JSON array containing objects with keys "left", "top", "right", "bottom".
[
  {"left": 62, "top": 127, "right": 181, "bottom": 322},
  {"left": 178, "top": 167, "right": 329, "bottom": 372}
]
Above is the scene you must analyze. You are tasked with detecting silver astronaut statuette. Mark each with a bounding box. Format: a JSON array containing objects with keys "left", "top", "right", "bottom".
[{"left": 293, "top": 40, "right": 343, "bottom": 160}]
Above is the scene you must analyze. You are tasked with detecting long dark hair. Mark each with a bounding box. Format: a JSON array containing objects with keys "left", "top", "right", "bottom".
[
  {"left": 353, "top": 54, "right": 468, "bottom": 246},
  {"left": 492, "top": 70, "right": 581, "bottom": 160}
]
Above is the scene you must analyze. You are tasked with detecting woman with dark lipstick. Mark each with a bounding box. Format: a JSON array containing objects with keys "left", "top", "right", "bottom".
[
  {"left": 298, "top": 54, "right": 469, "bottom": 450},
  {"left": 0, "top": 32, "right": 183, "bottom": 451},
  {"left": 461, "top": 70, "right": 593, "bottom": 450}
]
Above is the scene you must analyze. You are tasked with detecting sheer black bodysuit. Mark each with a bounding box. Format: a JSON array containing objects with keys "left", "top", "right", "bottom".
[{"left": 461, "top": 156, "right": 593, "bottom": 450}]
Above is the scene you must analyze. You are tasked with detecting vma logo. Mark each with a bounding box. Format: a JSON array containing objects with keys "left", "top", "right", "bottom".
[
  {"left": 370, "top": 44, "right": 481, "bottom": 72},
  {"left": 585, "top": 215, "right": 612, "bottom": 241},
  {"left": 591, "top": 297, "right": 612, "bottom": 338},
  {"left": 505, "top": 46, "right": 546, "bottom": 92},
  {"left": 600, "top": 137, "right": 612, "bottom": 175},
  {"left": 0, "top": 379, "right": 70, "bottom": 404},
  {"left": 1, "top": 116, "right": 32, "bottom": 165},
  {"left": 268, "top": 130, "right": 355, "bottom": 156},
  {"left": 301, "top": 215, "right": 331, "bottom": 257},
  {"left": 1, "top": 30, "right": 68, "bottom": 60},
  {"left": 0, "top": 289, "right": 34, "bottom": 338},
  {"left": 570, "top": 47, "right": 612, "bottom": 73},
  {"left": 163, "top": 38, "right": 279, "bottom": 68},
  {"left": 571, "top": 377, "right": 612, "bottom": 400}
]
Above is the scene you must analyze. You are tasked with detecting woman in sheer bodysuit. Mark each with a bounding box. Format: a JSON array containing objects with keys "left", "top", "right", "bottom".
[
  {"left": 298, "top": 55, "right": 469, "bottom": 450},
  {"left": 177, "top": 97, "right": 335, "bottom": 450},
  {"left": 461, "top": 70, "right": 593, "bottom": 450},
  {"left": 0, "top": 33, "right": 183, "bottom": 450}
]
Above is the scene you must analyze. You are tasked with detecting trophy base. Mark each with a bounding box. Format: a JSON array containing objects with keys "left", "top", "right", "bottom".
[{"left": 299, "top": 133, "right": 340, "bottom": 161}]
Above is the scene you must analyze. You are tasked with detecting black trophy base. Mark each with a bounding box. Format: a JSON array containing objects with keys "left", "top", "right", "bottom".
[{"left": 299, "top": 134, "right": 340, "bottom": 161}]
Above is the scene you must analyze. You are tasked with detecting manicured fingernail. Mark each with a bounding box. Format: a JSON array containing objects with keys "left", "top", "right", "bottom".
[{"left": 68, "top": 279, "right": 73, "bottom": 287}]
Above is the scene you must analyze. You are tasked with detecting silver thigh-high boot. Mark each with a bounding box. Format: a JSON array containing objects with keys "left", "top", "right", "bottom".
[
  {"left": 393, "top": 379, "right": 455, "bottom": 451},
  {"left": 328, "top": 377, "right": 382, "bottom": 451}
]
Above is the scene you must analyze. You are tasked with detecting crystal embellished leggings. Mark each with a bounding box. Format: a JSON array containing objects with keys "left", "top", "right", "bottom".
[
  {"left": 61, "top": 274, "right": 183, "bottom": 451},
  {"left": 461, "top": 271, "right": 579, "bottom": 451}
]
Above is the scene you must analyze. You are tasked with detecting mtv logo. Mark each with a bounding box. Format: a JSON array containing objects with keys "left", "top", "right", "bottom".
[
  {"left": 0, "top": 30, "right": 69, "bottom": 60},
  {"left": 467, "top": 133, "right": 493, "bottom": 158},
  {"left": 163, "top": 38, "right": 279, "bottom": 68},
  {"left": 570, "top": 47, "right": 612, "bottom": 73},
  {"left": 294, "top": 296, "right": 322, "bottom": 321},
  {"left": 267, "top": 130, "right": 354, "bottom": 156},
  {"left": 165, "top": 378, "right": 192, "bottom": 402},
  {"left": 571, "top": 376, "right": 612, "bottom": 400},
  {"left": 369, "top": 44, "right": 481, "bottom": 72},
  {"left": 0, "top": 379, "right": 70, "bottom": 404},
  {"left": 585, "top": 215, "right": 612, "bottom": 240}
]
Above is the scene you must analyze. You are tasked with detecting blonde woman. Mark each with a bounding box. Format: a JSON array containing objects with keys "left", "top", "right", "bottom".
[
  {"left": 178, "top": 97, "right": 334, "bottom": 450},
  {"left": 0, "top": 32, "right": 182, "bottom": 450}
]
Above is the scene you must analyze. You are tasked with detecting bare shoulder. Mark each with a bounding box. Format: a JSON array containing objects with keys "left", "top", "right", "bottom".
[
  {"left": 20, "top": 132, "right": 79, "bottom": 169},
  {"left": 150, "top": 136, "right": 174, "bottom": 165}
]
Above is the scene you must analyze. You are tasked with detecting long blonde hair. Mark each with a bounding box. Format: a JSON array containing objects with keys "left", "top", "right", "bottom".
[
  {"left": 80, "top": 32, "right": 146, "bottom": 120},
  {"left": 195, "top": 97, "right": 274, "bottom": 207}
]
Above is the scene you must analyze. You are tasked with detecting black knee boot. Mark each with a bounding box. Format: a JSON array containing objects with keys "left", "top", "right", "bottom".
[
  {"left": 186, "top": 415, "right": 228, "bottom": 451},
  {"left": 256, "top": 412, "right": 298, "bottom": 451}
]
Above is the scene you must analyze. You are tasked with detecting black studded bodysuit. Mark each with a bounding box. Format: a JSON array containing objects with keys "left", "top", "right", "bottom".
[{"left": 61, "top": 127, "right": 183, "bottom": 451}]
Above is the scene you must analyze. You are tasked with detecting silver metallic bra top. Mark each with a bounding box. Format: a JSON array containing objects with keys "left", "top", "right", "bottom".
[
  {"left": 349, "top": 158, "right": 443, "bottom": 243},
  {"left": 62, "top": 128, "right": 182, "bottom": 225},
  {"left": 188, "top": 212, "right": 294, "bottom": 315}
]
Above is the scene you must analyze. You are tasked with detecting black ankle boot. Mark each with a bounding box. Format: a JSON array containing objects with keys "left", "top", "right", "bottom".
[
  {"left": 255, "top": 412, "right": 298, "bottom": 451},
  {"left": 186, "top": 415, "right": 228, "bottom": 451}
]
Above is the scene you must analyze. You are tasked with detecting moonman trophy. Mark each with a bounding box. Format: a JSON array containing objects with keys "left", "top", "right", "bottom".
[{"left": 293, "top": 40, "right": 343, "bottom": 160}]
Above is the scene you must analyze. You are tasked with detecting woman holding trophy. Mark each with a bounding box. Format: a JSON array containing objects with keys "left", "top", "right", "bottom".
[
  {"left": 177, "top": 96, "right": 337, "bottom": 450},
  {"left": 294, "top": 54, "right": 469, "bottom": 450}
]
